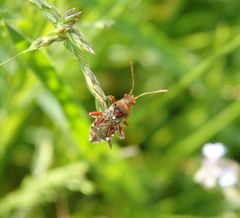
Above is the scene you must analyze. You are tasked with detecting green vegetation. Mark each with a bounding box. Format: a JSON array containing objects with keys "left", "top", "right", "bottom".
[{"left": 0, "top": 0, "right": 240, "bottom": 217}]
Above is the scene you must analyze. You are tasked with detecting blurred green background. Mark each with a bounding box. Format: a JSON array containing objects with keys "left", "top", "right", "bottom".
[{"left": 1, "top": 0, "right": 240, "bottom": 217}]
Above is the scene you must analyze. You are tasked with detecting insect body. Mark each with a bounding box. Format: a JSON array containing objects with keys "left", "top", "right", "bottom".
[
  {"left": 89, "top": 62, "right": 168, "bottom": 148},
  {"left": 89, "top": 94, "right": 136, "bottom": 148}
]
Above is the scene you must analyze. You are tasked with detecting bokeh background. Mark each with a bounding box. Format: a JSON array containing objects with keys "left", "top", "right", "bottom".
[{"left": 1, "top": 0, "right": 240, "bottom": 217}]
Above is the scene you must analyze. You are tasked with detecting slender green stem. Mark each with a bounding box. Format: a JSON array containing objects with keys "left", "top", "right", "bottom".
[{"left": 0, "top": 49, "right": 30, "bottom": 67}]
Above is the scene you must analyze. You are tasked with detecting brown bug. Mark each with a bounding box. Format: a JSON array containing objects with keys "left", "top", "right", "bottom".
[{"left": 89, "top": 62, "right": 168, "bottom": 148}]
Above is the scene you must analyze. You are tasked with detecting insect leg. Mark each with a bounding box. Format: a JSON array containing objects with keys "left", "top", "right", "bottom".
[
  {"left": 107, "top": 126, "right": 117, "bottom": 137},
  {"left": 124, "top": 119, "right": 129, "bottom": 127},
  {"left": 89, "top": 111, "right": 103, "bottom": 118},
  {"left": 118, "top": 126, "right": 125, "bottom": 139},
  {"left": 107, "top": 139, "right": 112, "bottom": 149},
  {"left": 94, "top": 117, "right": 105, "bottom": 125},
  {"left": 108, "top": 95, "right": 117, "bottom": 104}
]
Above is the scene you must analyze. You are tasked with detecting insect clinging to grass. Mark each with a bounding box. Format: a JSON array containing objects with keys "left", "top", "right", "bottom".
[{"left": 89, "top": 62, "right": 168, "bottom": 148}]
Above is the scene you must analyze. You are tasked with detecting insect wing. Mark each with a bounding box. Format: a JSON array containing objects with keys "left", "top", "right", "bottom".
[
  {"left": 89, "top": 104, "right": 123, "bottom": 142},
  {"left": 89, "top": 105, "right": 115, "bottom": 143}
]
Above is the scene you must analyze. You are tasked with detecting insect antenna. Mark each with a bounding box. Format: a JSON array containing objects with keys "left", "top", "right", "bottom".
[
  {"left": 129, "top": 61, "right": 135, "bottom": 95},
  {"left": 135, "top": 89, "right": 168, "bottom": 100},
  {"left": 128, "top": 61, "right": 168, "bottom": 99}
]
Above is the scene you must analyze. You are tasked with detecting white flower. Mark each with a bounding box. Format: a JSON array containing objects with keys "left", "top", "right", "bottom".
[
  {"left": 202, "top": 143, "right": 227, "bottom": 161},
  {"left": 194, "top": 159, "right": 222, "bottom": 188},
  {"left": 194, "top": 142, "right": 239, "bottom": 189},
  {"left": 219, "top": 165, "right": 239, "bottom": 187}
]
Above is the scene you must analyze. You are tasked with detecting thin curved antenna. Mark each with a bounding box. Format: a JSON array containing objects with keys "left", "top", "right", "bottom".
[
  {"left": 129, "top": 61, "right": 135, "bottom": 95},
  {"left": 135, "top": 89, "right": 168, "bottom": 100}
]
